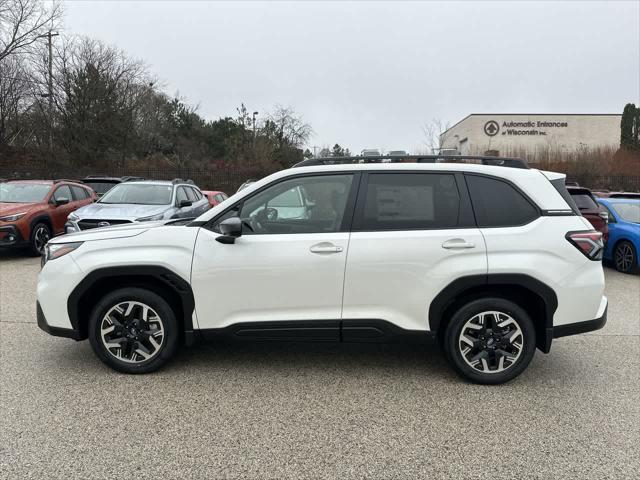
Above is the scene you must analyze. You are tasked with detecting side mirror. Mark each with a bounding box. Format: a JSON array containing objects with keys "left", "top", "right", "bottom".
[
  {"left": 216, "top": 217, "right": 242, "bottom": 244},
  {"left": 179, "top": 200, "right": 192, "bottom": 208},
  {"left": 54, "top": 197, "right": 70, "bottom": 206}
]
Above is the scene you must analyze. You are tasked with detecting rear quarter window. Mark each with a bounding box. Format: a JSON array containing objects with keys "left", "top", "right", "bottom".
[{"left": 466, "top": 175, "right": 539, "bottom": 227}]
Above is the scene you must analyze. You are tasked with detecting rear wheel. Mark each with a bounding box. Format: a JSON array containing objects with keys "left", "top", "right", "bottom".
[
  {"left": 614, "top": 241, "right": 638, "bottom": 274},
  {"left": 444, "top": 298, "right": 536, "bottom": 384},
  {"left": 28, "top": 222, "right": 51, "bottom": 256},
  {"left": 88, "top": 288, "right": 178, "bottom": 373}
]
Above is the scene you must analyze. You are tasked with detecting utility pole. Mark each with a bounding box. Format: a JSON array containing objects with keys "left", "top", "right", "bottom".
[
  {"left": 38, "top": 31, "right": 59, "bottom": 164},
  {"left": 252, "top": 111, "right": 258, "bottom": 146}
]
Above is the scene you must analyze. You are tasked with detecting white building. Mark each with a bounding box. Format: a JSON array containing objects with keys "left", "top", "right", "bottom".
[{"left": 440, "top": 113, "right": 621, "bottom": 156}]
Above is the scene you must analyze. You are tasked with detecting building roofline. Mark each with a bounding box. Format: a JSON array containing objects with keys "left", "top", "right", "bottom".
[{"left": 442, "top": 113, "right": 622, "bottom": 136}]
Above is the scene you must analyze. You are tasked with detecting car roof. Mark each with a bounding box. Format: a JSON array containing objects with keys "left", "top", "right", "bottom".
[
  {"left": 598, "top": 197, "right": 640, "bottom": 204},
  {"left": 3, "top": 179, "right": 53, "bottom": 185}
]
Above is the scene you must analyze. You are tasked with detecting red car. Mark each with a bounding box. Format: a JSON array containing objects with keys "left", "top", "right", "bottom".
[
  {"left": 567, "top": 186, "right": 609, "bottom": 242},
  {"left": 0, "top": 179, "right": 96, "bottom": 255},
  {"left": 202, "top": 190, "right": 228, "bottom": 208}
]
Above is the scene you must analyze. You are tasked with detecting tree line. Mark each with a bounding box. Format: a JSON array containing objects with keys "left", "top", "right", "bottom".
[{"left": 1, "top": 0, "right": 352, "bottom": 172}]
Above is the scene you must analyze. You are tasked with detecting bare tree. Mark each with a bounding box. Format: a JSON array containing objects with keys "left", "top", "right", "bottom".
[
  {"left": 422, "top": 118, "right": 452, "bottom": 154},
  {"left": 0, "top": 0, "right": 62, "bottom": 63},
  {"left": 0, "top": 55, "right": 31, "bottom": 143},
  {"left": 266, "top": 105, "right": 313, "bottom": 149}
]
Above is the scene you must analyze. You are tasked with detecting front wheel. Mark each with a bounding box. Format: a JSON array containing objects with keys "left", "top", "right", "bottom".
[
  {"left": 88, "top": 288, "right": 179, "bottom": 373},
  {"left": 614, "top": 241, "right": 638, "bottom": 274},
  {"left": 444, "top": 298, "right": 536, "bottom": 385},
  {"left": 28, "top": 222, "right": 51, "bottom": 256}
]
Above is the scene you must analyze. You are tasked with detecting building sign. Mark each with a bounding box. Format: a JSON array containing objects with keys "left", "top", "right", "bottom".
[{"left": 484, "top": 119, "right": 569, "bottom": 137}]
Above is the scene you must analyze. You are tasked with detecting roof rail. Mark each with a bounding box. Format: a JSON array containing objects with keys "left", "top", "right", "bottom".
[
  {"left": 53, "top": 178, "right": 81, "bottom": 184},
  {"left": 121, "top": 176, "right": 144, "bottom": 182},
  {"left": 292, "top": 155, "right": 528, "bottom": 169},
  {"left": 171, "top": 178, "right": 184, "bottom": 184}
]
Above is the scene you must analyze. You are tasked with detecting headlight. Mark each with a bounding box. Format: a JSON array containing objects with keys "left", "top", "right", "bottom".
[
  {"left": 135, "top": 213, "right": 165, "bottom": 222},
  {"left": 67, "top": 212, "right": 79, "bottom": 222},
  {"left": 0, "top": 212, "right": 27, "bottom": 222},
  {"left": 43, "top": 242, "right": 83, "bottom": 265}
]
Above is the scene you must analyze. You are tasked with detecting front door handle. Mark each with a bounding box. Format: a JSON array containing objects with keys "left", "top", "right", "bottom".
[
  {"left": 442, "top": 239, "right": 476, "bottom": 249},
  {"left": 310, "top": 242, "right": 343, "bottom": 254}
]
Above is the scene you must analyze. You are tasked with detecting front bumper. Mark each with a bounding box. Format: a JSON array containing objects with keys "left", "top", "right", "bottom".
[
  {"left": 0, "top": 225, "right": 26, "bottom": 247},
  {"left": 37, "top": 301, "right": 83, "bottom": 340}
]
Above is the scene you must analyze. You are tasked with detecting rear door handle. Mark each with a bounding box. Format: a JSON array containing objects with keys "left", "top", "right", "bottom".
[
  {"left": 310, "top": 242, "right": 343, "bottom": 254},
  {"left": 442, "top": 239, "right": 475, "bottom": 249}
]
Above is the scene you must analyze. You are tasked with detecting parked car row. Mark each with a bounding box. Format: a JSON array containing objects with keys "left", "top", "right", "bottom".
[
  {"left": 566, "top": 183, "right": 639, "bottom": 274},
  {"left": 1, "top": 177, "right": 228, "bottom": 255}
]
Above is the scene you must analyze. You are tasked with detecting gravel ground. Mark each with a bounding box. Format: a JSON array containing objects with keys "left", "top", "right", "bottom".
[{"left": 0, "top": 253, "right": 638, "bottom": 479}]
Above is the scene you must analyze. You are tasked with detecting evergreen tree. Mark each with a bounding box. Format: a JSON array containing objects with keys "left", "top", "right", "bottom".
[{"left": 620, "top": 103, "right": 637, "bottom": 150}]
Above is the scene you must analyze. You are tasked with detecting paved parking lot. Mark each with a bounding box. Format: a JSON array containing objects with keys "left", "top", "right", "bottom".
[{"left": 1, "top": 253, "right": 638, "bottom": 479}]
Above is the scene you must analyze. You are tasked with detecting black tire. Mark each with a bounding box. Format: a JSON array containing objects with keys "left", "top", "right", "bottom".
[
  {"left": 443, "top": 297, "right": 536, "bottom": 385},
  {"left": 88, "top": 288, "right": 179, "bottom": 374},
  {"left": 613, "top": 240, "right": 638, "bottom": 274},
  {"left": 28, "top": 222, "right": 51, "bottom": 256}
]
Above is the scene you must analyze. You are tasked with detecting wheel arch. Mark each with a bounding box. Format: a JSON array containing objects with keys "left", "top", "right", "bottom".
[
  {"left": 67, "top": 266, "right": 195, "bottom": 344},
  {"left": 429, "top": 274, "right": 558, "bottom": 353},
  {"left": 29, "top": 214, "right": 53, "bottom": 235}
]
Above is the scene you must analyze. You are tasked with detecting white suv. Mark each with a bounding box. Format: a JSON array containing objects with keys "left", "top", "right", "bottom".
[{"left": 37, "top": 156, "right": 607, "bottom": 384}]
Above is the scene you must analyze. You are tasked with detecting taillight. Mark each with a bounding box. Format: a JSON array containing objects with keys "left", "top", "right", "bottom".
[{"left": 566, "top": 231, "right": 604, "bottom": 260}]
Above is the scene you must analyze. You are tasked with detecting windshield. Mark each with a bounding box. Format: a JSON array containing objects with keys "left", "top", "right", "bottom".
[
  {"left": 99, "top": 184, "right": 173, "bottom": 205},
  {"left": 0, "top": 183, "right": 51, "bottom": 203},
  {"left": 84, "top": 181, "right": 118, "bottom": 195},
  {"left": 612, "top": 202, "right": 640, "bottom": 223}
]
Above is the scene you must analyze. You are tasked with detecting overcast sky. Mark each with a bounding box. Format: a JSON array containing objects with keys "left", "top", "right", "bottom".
[{"left": 64, "top": 0, "right": 640, "bottom": 153}]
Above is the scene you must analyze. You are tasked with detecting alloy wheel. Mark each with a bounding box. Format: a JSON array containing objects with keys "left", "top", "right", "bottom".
[
  {"left": 100, "top": 301, "right": 165, "bottom": 363},
  {"left": 33, "top": 226, "right": 50, "bottom": 254},
  {"left": 458, "top": 311, "right": 523, "bottom": 374},
  {"left": 615, "top": 243, "right": 634, "bottom": 272}
]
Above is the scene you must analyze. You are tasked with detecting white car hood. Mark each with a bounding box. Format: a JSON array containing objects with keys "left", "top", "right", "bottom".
[{"left": 49, "top": 220, "right": 168, "bottom": 243}]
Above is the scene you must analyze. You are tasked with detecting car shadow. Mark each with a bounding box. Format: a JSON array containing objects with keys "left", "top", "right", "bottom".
[{"left": 162, "top": 337, "right": 456, "bottom": 380}]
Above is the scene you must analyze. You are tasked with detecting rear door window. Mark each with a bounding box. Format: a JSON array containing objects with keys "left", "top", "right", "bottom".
[
  {"left": 190, "top": 187, "right": 203, "bottom": 201},
  {"left": 466, "top": 175, "right": 539, "bottom": 227},
  {"left": 356, "top": 173, "right": 460, "bottom": 230}
]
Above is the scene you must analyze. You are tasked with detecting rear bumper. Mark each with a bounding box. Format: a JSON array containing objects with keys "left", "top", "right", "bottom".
[
  {"left": 552, "top": 305, "right": 608, "bottom": 338},
  {"left": 541, "top": 298, "right": 608, "bottom": 352},
  {"left": 37, "top": 301, "right": 83, "bottom": 340}
]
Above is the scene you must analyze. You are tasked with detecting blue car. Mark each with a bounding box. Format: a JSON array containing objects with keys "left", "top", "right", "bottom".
[{"left": 597, "top": 198, "right": 640, "bottom": 273}]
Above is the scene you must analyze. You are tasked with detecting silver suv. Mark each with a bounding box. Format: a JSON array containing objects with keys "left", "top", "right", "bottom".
[{"left": 65, "top": 179, "right": 210, "bottom": 232}]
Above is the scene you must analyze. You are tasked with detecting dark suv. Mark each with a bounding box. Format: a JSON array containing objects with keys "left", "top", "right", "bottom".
[
  {"left": 82, "top": 176, "right": 144, "bottom": 198},
  {"left": 567, "top": 186, "right": 609, "bottom": 242}
]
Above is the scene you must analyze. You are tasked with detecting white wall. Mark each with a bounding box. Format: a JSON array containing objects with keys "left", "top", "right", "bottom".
[{"left": 441, "top": 114, "right": 621, "bottom": 155}]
